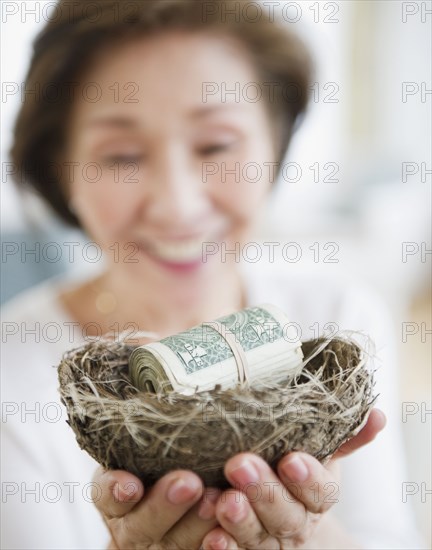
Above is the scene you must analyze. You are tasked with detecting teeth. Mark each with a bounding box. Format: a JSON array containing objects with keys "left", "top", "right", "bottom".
[{"left": 148, "top": 238, "right": 206, "bottom": 263}]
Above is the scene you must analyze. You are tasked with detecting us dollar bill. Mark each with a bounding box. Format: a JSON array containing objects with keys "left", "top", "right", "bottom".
[{"left": 128, "top": 303, "right": 303, "bottom": 395}]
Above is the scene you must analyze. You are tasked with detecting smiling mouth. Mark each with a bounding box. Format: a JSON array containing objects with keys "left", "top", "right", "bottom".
[{"left": 138, "top": 235, "right": 220, "bottom": 265}]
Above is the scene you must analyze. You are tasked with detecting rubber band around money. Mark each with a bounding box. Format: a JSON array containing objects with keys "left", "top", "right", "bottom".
[{"left": 202, "top": 321, "right": 251, "bottom": 385}]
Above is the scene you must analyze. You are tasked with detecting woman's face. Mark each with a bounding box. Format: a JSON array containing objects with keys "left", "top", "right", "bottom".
[{"left": 65, "top": 31, "right": 277, "bottom": 293}]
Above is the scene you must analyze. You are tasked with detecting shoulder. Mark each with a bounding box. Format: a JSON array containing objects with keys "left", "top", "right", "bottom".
[
  {"left": 1, "top": 271, "right": 95, "bottom": 326},
  {"left": 241, "top": 257, "right": 400, "bottom": 412},
  {"left": 240, "top": 257, "right": 393, "bottom": 338},
  {"left": 2, "top": 276, "right": 64, "bottom": 323},
  {"left": 1, "top": 274, "right": 87, "bottom": 392}
]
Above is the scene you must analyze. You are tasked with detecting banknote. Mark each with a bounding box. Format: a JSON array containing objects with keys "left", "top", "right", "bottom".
[{"left": 128, "top": 303, "right": 303, "bottom": 395}]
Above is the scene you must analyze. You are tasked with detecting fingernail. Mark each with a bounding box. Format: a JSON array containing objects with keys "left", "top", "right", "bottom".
[
  {"left": 113, "top": 481, "right": 138, "bottom": 502},
  {"left": 209, "top": 535, "right": 228, "bottom": 550},
  {"left": 226, "top": 499, "right": 247, "bottom": 524},
  {"left": 167, "top": 477, "right": 199, "bottom": 505},
  {"left": 229, "top": 458, "right": 260, "bottom": 486},
  {"left": 197, "top": 489, "right": 220, "bottom": 520},
  {"left": 282, "top": 455, "right": 309, "bottom": 482}
]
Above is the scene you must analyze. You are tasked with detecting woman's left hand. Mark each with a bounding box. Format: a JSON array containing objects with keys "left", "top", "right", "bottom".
[{"left": 201, "top": 408, "right": 386, "bottom": 550}]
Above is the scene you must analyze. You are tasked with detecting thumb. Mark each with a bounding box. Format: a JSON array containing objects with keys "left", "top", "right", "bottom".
[
  {"left": 332, "top": 408, "right": 387, "bottom": 460},
  {"left": 92, "top": 466, "right": 145, "bottom": 519}
]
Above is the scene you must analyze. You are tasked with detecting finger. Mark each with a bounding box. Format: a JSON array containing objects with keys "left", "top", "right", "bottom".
[
  {"left": 202, "top": 527, "right": 239, "bottom": 550},
  {"left": 125, "top": 469, "right": 203, "bottom": 542},
  {"left": 277, "top": 451, "right": 340, "bottom": 514},
  {"left": 223, "top": 454, "right": 308, "bottom": 543},
  {"left": 162, "top": 487, "right": 221, "bottom": 549},
  {"left": 215, "top": 490, "right": 278, "bottom": 550},
  {"left": 332, "top": 408, "right": 386, "bottom": 460},
  {"left": 92, "top": 467, "right": 144, "bottom": 519}
]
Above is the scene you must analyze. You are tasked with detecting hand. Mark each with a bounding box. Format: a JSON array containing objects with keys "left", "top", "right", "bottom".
[
  {"left": 201, "top": 408, "right": 387, "bottom": 550},
  {"left": 92, "top": 467, "right": 221, "bottom": 549}
]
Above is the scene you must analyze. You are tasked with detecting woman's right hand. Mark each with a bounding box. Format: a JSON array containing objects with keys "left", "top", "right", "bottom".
[{"left": 92, "top": 467, "right": 221, "bottom": 549}]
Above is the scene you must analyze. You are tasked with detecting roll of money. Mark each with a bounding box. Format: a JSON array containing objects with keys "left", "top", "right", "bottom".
[{"left": 128, "top": 303, "right": 303, "bottom": 395}]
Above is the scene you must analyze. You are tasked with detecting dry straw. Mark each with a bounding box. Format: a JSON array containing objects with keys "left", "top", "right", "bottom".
[{"left": 58, "top": 332, "right": 377, "bottom": 488}]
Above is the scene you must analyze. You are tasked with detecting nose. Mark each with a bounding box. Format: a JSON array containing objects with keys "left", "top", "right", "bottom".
[{"left": 143, "top": 145, "right": 210, "bottom": 231}]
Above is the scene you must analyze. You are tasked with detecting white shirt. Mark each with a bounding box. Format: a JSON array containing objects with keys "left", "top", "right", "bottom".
[{"left": 1, "top": 260, "right": 427, "bottom": 549}]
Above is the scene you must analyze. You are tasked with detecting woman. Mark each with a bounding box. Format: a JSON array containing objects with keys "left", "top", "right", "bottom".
[{"left": 2, "top": 1, "right": 426, "bottom": 548}]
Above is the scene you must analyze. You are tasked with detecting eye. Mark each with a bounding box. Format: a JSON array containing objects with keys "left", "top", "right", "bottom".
[
  {"left": 103, "top": 154, "right": 145, "bottom": 164},
  {"left": 197, "top": 142, "right": 237, "bottom": 156}
]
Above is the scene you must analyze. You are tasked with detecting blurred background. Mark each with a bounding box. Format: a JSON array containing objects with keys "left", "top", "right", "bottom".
[{"left": 1, "top": 0, "right": 430, "bottom": 544}]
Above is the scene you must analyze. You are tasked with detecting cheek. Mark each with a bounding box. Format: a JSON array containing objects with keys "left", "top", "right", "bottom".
[
  {"left": 209, "top": 156, "right": 272, "bottom": 224},
  {"left": 216, "top": 127, "right": 274, "bottom": 219},
  {"left": 70, "top": 176, "right": 137, "bottom": 240},
  {"left": 218, "top": 183, "right": 264, "bottom": 220}
]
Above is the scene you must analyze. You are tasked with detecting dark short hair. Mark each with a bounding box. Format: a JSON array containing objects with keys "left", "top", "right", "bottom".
[{"left": 10, "top": 0, "right": 312, "bottom": 228}]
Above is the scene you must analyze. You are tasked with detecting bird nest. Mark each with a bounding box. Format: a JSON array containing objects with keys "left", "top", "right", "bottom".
[{"left": 57, "top": 334, "right": 377, "bottom": 488}]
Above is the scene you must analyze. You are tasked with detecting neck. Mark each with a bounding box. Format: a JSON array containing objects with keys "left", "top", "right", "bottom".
[{"left": 93, "top": 263, "right": 247, "bottom": 339}]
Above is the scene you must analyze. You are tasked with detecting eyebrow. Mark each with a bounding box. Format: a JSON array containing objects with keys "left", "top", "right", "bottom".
[
  {"left": 190, "top": 104, "right": 247, "bottom": 119},
  {"left": 85, "top": 104, "right": 246, "bottom": 129},
  {"left": 85, "top": 116, "right": 138, "bottom": 130}
]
